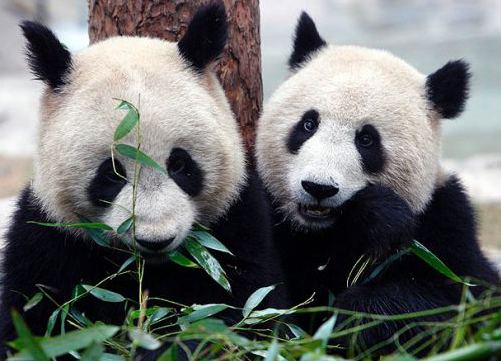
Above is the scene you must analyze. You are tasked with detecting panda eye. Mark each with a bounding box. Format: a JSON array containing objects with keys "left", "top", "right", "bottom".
[
  {"left": 357, "top": 132, "right": 374, "bottom": 148},
  {"left": 169, "top": 158, "right": 186, "bottom": 174},
  {"left": 302, "top": 118, "right": 317, "bottom": 133},
  {"left": 103, "top": 160, "right": 127, "bottom": 184}
]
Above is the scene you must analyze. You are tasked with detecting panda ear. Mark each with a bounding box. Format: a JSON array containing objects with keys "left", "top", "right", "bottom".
[
  {"left": 20, "top": 21, "right": 72, "bottom": 91},
  {"left": 288, "top": 12, "right": 327, "bottom": 71},
  {"left": 426, "top": 60, "right": 471, "bottom": 119},
  {"left": 178, "top": 2, "right": 228, "bottom": 72}
]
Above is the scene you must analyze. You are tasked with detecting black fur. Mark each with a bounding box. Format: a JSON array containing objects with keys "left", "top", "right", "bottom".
[
  {"left": 355, "top": 124, "right": 385, "bottom": 174},
  {"left": 178, "top": 2, "right": 228, "bottom": 72},
  {"left": 167, "top": 148, "right": 204, "bottom": 197},
  {"left": 0, "top": 169, "right": 287, "bottom": 359},
  {"left": 87, "top": 158, "right": 127, "bottom": 207},
  {"left": 20, "top": 21, "right": 72, "bottom": 91},
  {"left": 287, "top": 109, "right": 320, "bottom": 154},
  {"left": 288, "top": 12, "right": 327, "bottom": 70},
  {"left": 272, "top": 176, "right": 499, "bottom": 355},
  {"left": 426, "top": 60, "right": 471, "bottom": 119}
]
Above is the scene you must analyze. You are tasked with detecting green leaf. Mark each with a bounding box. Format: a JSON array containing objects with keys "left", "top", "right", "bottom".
[
  {"left": 80, "top": 342, "right": 104, "bottom": 361},
  {"left": 148, "top": 308, "right": 170, "bottom": 324},
  {"left": 82, "top": 285, "right": 126, "bottom": 303},
  {"left": 11, "top": 310, "right": 50, "bottom": 361},
  {"left": 118, "top": 255, "right": 137, "bottom": 273},
  {"left": 115, "top": 144, "right": 167, "bottom": 175},
  {"left": 410, "top": 240, "right": 475, "bottom": 286},
  {"left": 100, "top": 353, "right": 125, "bottom": 361},
  {"left": 191, "top": 230, "right": 233, "bottom": 256},
  {"left": 168, "top": 251, "right": 199, "bottom": 268},
  {"left": 184, "top": 237, "right": 232, "bottom": 293},
  {"left": 242, "top": 285, "right": 276, "bottom": 318},
  {"left": 114, "top": 99, "right": 137, "bottom": 111},
  {"left": 128, "top": 329, "right": 161, "bottom": 350},
  {"left": 12, "top": 325, "right": 119, "bottom": 359},
  {"left": 313, "top": 314, "right": 337, "bottom": 349},
  {"left": 114, "top": 108, "right": 139, "bottom": 141},
  {"left": 264, "top": 340, "right": 280, "bottom": 361},
  {"left": 179, "top": 304, "right": 229, "bottom": 324},
  {"left": 45, "top": 309, "right": 60, "bottom": 336},
  {"left": 286, "top": 323, "right": 308, "bottom": 339},
  {"left": 23, "top": 293, "right": 43, "bottom": 312},
  {"left": 60, "top": 304, "right": 69, "bottom": 335},
  {"left": 117, "top": 217, "right": 134, "bottom": 235},
  {"left": 193, "top": 223, "right": 211, "bottom": 232},
  {"left": 27, "top": 221, "right": 113, "bottom": 231}
]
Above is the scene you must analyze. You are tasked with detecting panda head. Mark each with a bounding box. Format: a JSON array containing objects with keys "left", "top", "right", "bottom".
[
  {"left": 256, "top": 12, "right": 470, "bottom": 230},
  {"left": 22, "top": 3, "right": 246, "bottom": 255}
]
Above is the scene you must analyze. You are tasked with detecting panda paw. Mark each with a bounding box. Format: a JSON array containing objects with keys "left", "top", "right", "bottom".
[{"left": 341, "top": 185, "right": 415, "bottom": 257}]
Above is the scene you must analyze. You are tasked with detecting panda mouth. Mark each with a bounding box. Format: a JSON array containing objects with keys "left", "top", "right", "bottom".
[{"left": 298, "top": 203, "right": 336, "bottom": 221}]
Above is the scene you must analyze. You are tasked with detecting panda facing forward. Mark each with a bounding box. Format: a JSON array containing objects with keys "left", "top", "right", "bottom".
[
  {"left": 256, "top": 12, "right": 499, "bottom": 354},
  {"left": 0, "top": 3, "right": 285, "bottom": 359}
]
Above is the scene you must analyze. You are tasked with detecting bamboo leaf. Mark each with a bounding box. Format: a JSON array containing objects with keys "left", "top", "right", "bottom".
[
  {"left": 11, "top": 310, "right": 49, "bottom": 361},
  {"left": 82, "top": 285, "right": 126, "bottom": 303},
  {"left": 12, "top": 325, "right": 119, "bottom": 359},
  {"left": 80, "top": 342, "right": 104, "bottom": 361},
  {"left": 184, "top": 237, "right": 232, "bottom": 293},
  {"left": 410, "top": 240, "right": 475, "bottom": 286},
  {"left": 117, "top": 217, "right": 134, "bottom": 235},
  {"left": 178, "top": 304, "right": 229, "bottom": 325},
  {"left": 114, "top": 108, "right": 139, "bottom": 141},
  {"left": 115, "top": 144, "right": 166, "bottom": 175},
  {"left": 128, "top": 329, "right": 161, "bottom": 350},
  {"left": 168, "top": 251, "right": 199, "bottom": 268},
  {"left": 23, "top": 293, "right": 43, "bottom": 312},
  {"left": 191, "top": 230, "right": 233, "bottom": 256},
  {"left": 313, "top": 314, "right": 337, "bottom": 349},
  {"left": 242, "top": 285, "right": 276, "bottom": 318}
]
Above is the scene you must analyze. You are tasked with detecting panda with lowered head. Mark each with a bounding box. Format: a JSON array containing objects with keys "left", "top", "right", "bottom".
[
  {"left": 0, "top": 3, "right": 285, "bottom": 358},
  {"left": 256, "top": 12, "right": 499, "bottom": 354}
]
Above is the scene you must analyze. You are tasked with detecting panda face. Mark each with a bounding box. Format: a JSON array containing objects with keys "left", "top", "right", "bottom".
[
  {"left": 258, "top": 13, "right": 470, "bottom": 231},
  {"left": 24, "top": 4, "right": 246, "bottom": 256},
  {"left": 257, "top": 42, "right": 467, "bottom": 230}
]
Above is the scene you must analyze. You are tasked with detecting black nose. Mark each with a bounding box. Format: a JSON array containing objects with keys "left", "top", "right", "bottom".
[
  {"left": 136, "top": 237, "right": 175, "bottom": 252},
  {"left": 301, "top": 180, "right": 339, "bottom": 200}
]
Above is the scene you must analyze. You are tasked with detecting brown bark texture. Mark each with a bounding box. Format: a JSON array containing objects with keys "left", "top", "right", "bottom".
[{"left": 88, "top": 0, "right": 262, "bottom": 153}]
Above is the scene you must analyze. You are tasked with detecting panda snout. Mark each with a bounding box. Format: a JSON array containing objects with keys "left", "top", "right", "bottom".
[
  {"left": 135, "top": 237, "right": 175, "bottom": 252},
  {"left": 301, "top": 180, "right": 339, "bottom": 201}
]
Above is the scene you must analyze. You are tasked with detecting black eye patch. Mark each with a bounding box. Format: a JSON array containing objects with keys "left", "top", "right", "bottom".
[
  {"left": 287, "top": 109, "right": 320, "bottom": 154},
  {"left": 355, "top": 124, "right": 385, "bottom": 174},
  {"left": 167, "top": 148, "right": 204, "bottom": 197},
  {"left": 88, "top": 158, "right": 127, "bottom": 207}
]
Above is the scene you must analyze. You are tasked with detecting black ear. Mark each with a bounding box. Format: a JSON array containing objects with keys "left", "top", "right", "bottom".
[
  {"left": 426, "top": 60, "right": 471, "bottom": 119},
  {"left": 178, "top": 2, "right": 228, "bottom": 72},
  {"left": 288, "top": 12, "right": 327, "bottom": 70},
  {"left": 20, "top": 21, "right": 72, "bottom": 91}
]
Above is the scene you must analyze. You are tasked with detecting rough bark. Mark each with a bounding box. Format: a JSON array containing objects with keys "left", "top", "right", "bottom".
[{"left": 88, "top": 0, "right": 262, "bottom": 154}]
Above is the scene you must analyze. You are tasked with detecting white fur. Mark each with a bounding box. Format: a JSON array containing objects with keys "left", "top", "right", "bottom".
[
  {"left": 33, "top": 36, "right": 246, "bottom": 251},
  {"left": 256, "top": 45, "right": 441, "bottom": 227}
]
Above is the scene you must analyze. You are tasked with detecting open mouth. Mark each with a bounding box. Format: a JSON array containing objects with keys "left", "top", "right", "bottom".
[{"left": 297, "top": 203, "right": 338, "bottom": 222}]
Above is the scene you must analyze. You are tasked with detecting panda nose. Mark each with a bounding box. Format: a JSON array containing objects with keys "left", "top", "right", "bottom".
[
  {"left": 301, "top": 180, "right": 339, "bottom": 201},
  {"left": 136, "top": 237, "right": 175, "bottom": 252}
]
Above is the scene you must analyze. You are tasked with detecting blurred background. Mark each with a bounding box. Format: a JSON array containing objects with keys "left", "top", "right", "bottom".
[{"left": 0, "top": 0, "right": 499, "bottom": 256}]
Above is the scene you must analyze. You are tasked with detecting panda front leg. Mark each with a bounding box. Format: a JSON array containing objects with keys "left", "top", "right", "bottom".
[
  {"left": 331, "top": 277, "right": 455, "bottom": 356},
  {"left": 338, "top": 184, "right": 416, "bottom": 259}
]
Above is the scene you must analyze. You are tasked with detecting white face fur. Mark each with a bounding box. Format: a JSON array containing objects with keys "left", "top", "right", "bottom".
[
  {"left": 256, "top": 14, "right": 469, "bottom": 231},
  {"left": 25, "top": 10, "right": 245, "bottom": 256}
]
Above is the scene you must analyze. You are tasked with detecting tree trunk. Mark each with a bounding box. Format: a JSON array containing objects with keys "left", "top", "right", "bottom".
[{"left": 88, "top": 0, "right": 262, "bottom": 154}]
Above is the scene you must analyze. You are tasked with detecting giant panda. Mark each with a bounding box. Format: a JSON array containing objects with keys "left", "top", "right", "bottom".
[
  {"left": 256, "top": 12, "right": 500, "bottom": 355},
  {"left": 0, "top": 3, "right": 286, "bottom": 359}
]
